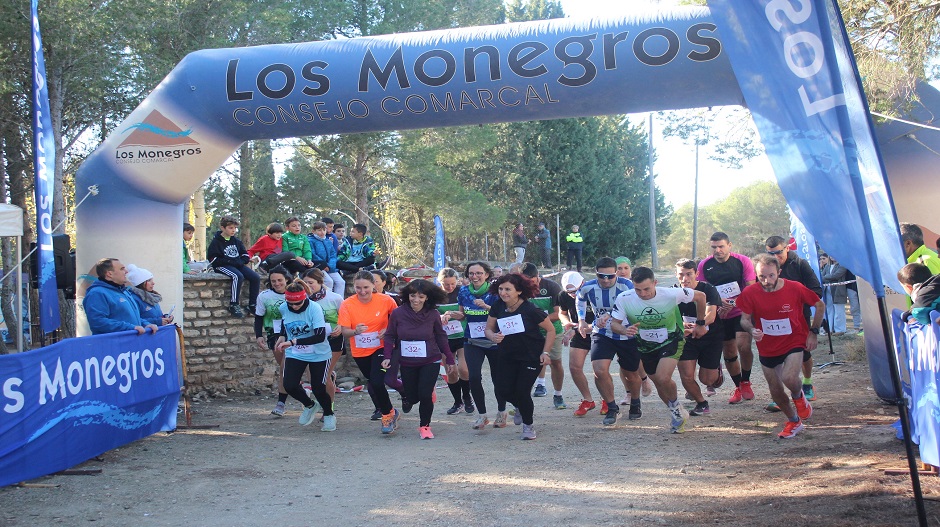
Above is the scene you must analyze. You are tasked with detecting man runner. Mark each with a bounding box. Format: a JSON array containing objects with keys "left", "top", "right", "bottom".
[
  {"left": 577, "top": 257, "right": 638, "bottom": 425},
  {"left": 737, "top": 254, "right": 824, "bottom": 438},
  {"left": 697, "top": 232, "right": 757, "bottom": 404},
  {"left": 675, "top": 259, "right": 723, "bottom": 417},
  {"left": 610, "top": 266, "right": 707, "bottom": 433}
]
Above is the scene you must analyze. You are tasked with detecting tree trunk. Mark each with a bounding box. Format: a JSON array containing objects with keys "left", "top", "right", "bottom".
[{"left": 238, "top": 142, "right": 253, "bottom": 245}]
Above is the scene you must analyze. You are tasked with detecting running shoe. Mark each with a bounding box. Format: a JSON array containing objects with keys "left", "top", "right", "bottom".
[
  {"left": 705, "top": 385, "right": 718, "bottom": 397},
  {"left": 380, "top": 409, "right": 400, "bottom": 434},
  {"left": 402, "top": 397, "right": 413, "bottom": 414},
  {"left": 740, "top": 381, "right": 755, "bottom": 400},
  {"left": 521, "top": 424, "right": 537, "bottom": 440},
  {"left": 471, "top": 415, "right": 490, "bottom": 429},
  {"left": 803, "top": 384, "right": 817, "bottom": 401},
  {"left": 271, "top": 401, "right": 286, "bottom": 416},
  {"left": 684, "top": 391, "right": 695, "bottom": 401},
  {"left": 299, "top": 402, "right": 320, "bottom": 426},
  {"left": 513, "top": 411, "right": 523, "bottom": 426},
  {"left": 553, "top": 395, "right": 567, "bottom": 409},
  {"left": 601, "top": 400, "right": 609, "bottom": 415},
  {"left": 494, "top": 411, "right": 509, "bottom": 428},
  {"left": 463, "top": 397, "right": 475, "bottom": 415},
  {"left": 765, "top": 401, "right": 782, "bottom": 412},
  {"left": 446, "top": 402, "right": 463, "bottom": 415},
  {"left": 321, "top": 414, "right": 336, "bottom": 432},
  {"left": 533, "top": 384, "right": 547, "bottom": 397},
  {"left": 228, "top": 303, "right": 244, "bottom": 318},
  {"left": 728, "top": 386, "right": 744, "bottom": 404},
  {"left": 370, "top": 408, "right": 382, "bottom": 421},
  {"left": 573, "top": 400, "right": 596, "bottom": 417},
  {"left": 641, "top": 377, "right": 653, "bottom": 397},
  {"left": 670, "top": 405, "right": 689, "bottom": 434},
  {"left": 619, "top": 391, "right": 631, "bottom": 405},
  {"left": 419, "top": 426, "right": 434, "bottom": 440},
  {"left": 602, "top": 405, "right": 620, "bottom": 426},
  {"left": 689, "top": 402, "right": 710, "bottom": 416},
  {"left": 628, "top": 402, "right": 642, "bottom": 420},
  {"left": 794, "top": 395, "right": 813, "bottom": 420},
  {"left": 778, "top": 419, "right": 804, "bottom": 439}
]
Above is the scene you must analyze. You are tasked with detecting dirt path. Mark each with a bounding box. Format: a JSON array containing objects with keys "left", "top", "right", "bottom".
[{"left": 2, "top": 331, "right": 938, "bottom": 527}]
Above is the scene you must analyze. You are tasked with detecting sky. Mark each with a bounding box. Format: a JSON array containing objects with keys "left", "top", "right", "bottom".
[{"left": 556, "top": 0, "right": 776, "bottom": 208}]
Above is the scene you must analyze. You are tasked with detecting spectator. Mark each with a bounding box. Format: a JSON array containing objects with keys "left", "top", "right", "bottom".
[
  {"left": 308, "top": 221, "right": 345, "bottom": 296},
  {"left": 282, "top": 217, "right": 314, "bottom": 271},
  {"left": 566, "top": 225, "right": 584, "bottom": 271},
  {"left": 819, "top": 254, "right": 847, "bottom": 335},
  {"left": 247, "top": 222, "right": 307, "bottom": 276},
  {"left": 337, "top": 223, "right": 379, "bottom": 273},
  {"left": 207, "top": 215, "right": 260, "bottom": 318},
  {"left": 126, "top": 264, "right": 173, "bottom": 327},
  {"left": 83, "top": 258, "right": 157, "bottom": 336},
  {"left": 898, "top": 263, "right": 940, "bottom": 326},
  {"left": 511, "top": 223, "right": 528, "bottom": 264},
  {"left": 535, "top": 222, "right": 553, "bottom": 269},
  {"left": 183, "top": 223, "right": 195, "bottom": 274},
  {"left": 901, "top": 223, "right": 940, "bottom": 275},
  {"left": 844, "top": 268, "right": 862, "bottom": 333}
]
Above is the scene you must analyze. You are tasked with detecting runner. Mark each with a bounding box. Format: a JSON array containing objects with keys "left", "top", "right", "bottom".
[
  {"left": 522, "top": 262, "right": 566, "bottom": 409},
  {"left": 485, "top": 273, "right": 555, "bottom": 440},
  {"left": 381, "top": 279, "right": 457, "bottom": 439},
  {"left": 337, "top": 271, "right": 400, "bottom": 433},
  {"left": 578, "top": 257, "right": 639, "bottom": 425},
  {"left": 675, "top": 259, "right": 723, "bottom": 417},
  {"left": 696, "top": 232, "right": 757, "bottom": 404},
  {"left": 253, "top": 266, "right": 290, "bottom": 416},
  {"left": 437, "top": 267, "right": 474, "bottom": 415},
  {"left": 610, "top": 266, "right": 707, "bottom": 433},
  {"left": 275, "top": 280, "right": 336, "bottom": 432},
  {"left": 458, "top": 261, "right": 507, "bottom": 429},
  {"left": 558, "top": 271, "right": 602, "bottom": 416},
  {"left": 300, "top": 268, "right": 345, "bottom": 402},
  {"left": 736, "top": 254, "right": 823, "bottom": 438},
  {"left": 763, "top": 236, "right": 824, "bottom": 412},
  {"left": 616, "top": 256, "right": 653, "bottom": 401}
]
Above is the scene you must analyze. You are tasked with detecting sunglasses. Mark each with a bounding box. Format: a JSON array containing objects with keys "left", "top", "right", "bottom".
[
  {"left": 767, "top": 249, "right": 785, "bottom": 255},
  {"left": 596, "top": 273, "right": 616, "bottom": 280},
  {"left": 287, "top": 300, "right": 305, "bottom": 306}
]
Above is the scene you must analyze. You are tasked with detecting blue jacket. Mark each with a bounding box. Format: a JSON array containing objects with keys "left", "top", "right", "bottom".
[
  {"left": 308, "top": 233, "right": 338, "bottom": 270},
  {"left": 129, "top": 288, "right": 164, "bottom": 325},
  {"left": 83, "top": 280, "right": 145, "bottom": 335}
]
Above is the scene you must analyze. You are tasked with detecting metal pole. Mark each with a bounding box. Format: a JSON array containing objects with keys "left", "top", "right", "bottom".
[
  {"left": 556, "top": 214, "right": 561, "bottom": 270},
  {"left": 648, "top": 114, "right": 659, "bottom": 269},
  {"left": 692, "top": 143, "right": 699, "bottom": 259}
]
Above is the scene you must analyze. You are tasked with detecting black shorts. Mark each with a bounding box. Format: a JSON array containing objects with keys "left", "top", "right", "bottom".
[
  {"left": 448, "top": 338, "right": 464, "bottom": 355},
  {"left": 679, "top": 338, "right": 723, "bottom": 370},
  {"left": 266, "top": 334, "right": 279, "bottom": 351},
  {"left": 570, "top": 331, "right": 592, "bottom": 351},
  {"left": 721, "top": 315, "right": 744, "bottom": 341},
  {"left": 803, "top": 349, "right": 812, "bottom": 362},
  {"left": 589, "top": 335, "right": 640, "bottom": 372},
  {"left": 328, "top": 335, "right": 345, "bottom": 354},
  {"left": 758, "top": 347, "right": 805, "bottom": 369},
  {"left": 640, "top": 341, "right": 682, "bottom": 375}
]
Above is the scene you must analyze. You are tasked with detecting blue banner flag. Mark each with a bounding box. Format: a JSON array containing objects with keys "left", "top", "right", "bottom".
[
  {"left": 891, "top": 309, "right": 940, "bottom": 466},
  {"left": 709, "top": 0, "right": 905, "bottom": 295},
  {"left": 0, "top": 327, "right": 180, "bottom": 486},
  {"left": 789, "top": 210, "right": 821, "bottom": 284},
  {"left": 433, "top": 215, "right": 446, "bottom": 272},
  {"left": 31, "top": 0, "right": 60, "bottom": 331}
]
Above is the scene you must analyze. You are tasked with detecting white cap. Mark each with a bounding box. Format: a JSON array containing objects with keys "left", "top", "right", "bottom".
[
  {"left": 125, "top": 264, "right": 154, "bottom": 287},
  {"left": 561, "top": 271, "right": 584, "bottom": 292}
]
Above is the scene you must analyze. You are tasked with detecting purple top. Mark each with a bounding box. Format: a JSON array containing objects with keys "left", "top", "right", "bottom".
[{"left": 384, "top": 305, "right": 455, "bottom": 369}]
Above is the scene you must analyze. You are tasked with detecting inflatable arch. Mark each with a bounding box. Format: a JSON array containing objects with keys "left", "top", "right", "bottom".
[{"left": 76, "top": 2, "right": 914, "bottom": 359}]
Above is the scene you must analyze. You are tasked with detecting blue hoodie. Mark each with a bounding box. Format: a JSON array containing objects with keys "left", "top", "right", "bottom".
[
  {"left": 83, "top": 280, "right": 145, "bottom": 335},
  {"left": 308, "top": 233, "right": 338, "bottom": 270}
]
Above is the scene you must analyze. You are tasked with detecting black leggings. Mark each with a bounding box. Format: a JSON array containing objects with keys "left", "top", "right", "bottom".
[
  {"left": 495, "top": 357, "right": 541, "bottom": 426},
  {"left": 353, "top": 350, "right": 393, "bottom": 415},
  {"left": 283, "top": 357, "right": 333, "bottom": 416},
  {"left": 464, "top": 342, "right": 506, "bottom": 414},
  {"left": 400, "top": 362, "right": 439, "bottom": 427}
]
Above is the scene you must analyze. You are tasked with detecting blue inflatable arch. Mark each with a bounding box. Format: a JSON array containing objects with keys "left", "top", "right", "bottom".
[{"left": 76, "top": 7, "right": 742, "bottom": 333}]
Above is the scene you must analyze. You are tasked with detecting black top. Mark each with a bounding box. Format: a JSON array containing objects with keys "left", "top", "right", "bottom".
[
  {"left": 489, "top": 298, "right": 547, "bottom": 362},
  {"left": 678, "top": 282, "right": 723, "bottom": 342}
]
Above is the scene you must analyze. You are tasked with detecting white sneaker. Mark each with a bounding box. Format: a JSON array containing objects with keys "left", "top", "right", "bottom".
[
  {"left": 299, "top": 402, "right": 320, "bottom": 426},
  {"left": 472, "top": 415, "right": 490, "bottom": 430},
  {"left": 321, "top": 414, "right": 336, "bottom": 432}
]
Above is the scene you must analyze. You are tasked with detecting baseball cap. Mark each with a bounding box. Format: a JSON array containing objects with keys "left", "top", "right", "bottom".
[{"left": 561, "top": 271, "right": 584, "bottom": 292}]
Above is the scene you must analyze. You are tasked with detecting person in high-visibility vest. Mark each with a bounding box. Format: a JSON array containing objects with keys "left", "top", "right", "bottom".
[{"left": 566, "top": 225, "right": 584, "bottom": 271}]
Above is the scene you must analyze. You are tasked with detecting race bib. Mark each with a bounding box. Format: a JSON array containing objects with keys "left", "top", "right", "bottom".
[
  {"left": 272, "top": 319, "right": 282, "bottom": 333},
  {"left": 497, "top": 314, "right": 525, "bottom": 336},
  {"left": 682, "top": 316, "right": 697, "bottom": 324},
  {"left": 760, "top": 317, "right": 793, "bottom": 336},
  {"left": 354, "top": 331, "right": 380, "bottom": 348},
  {"left": 715, "top": 281, "right": 741, "bottom": 299},
  {"left": 401, "top": 340, "right": 428, "bottom": 358},
  {"left": 443, "top": 319, "right": 463, "bottom": 336},
  {"left": 638, "top": 327, "right": 668, "bottom": 343},
  {"left": 468, "top": 321, "right": 486, "bottom": 339}
]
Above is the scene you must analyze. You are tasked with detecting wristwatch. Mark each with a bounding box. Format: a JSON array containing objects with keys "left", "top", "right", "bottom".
[
  {"left": 695, "top": 319, "right": 706, "bottom": 326},
  {"left": 809, "top": 327, "right": 820, "bottom": 335}
]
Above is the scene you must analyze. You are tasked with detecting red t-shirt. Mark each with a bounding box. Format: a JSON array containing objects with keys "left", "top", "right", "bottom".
[{"left": 736, "top": 280, "right": 819, "bottom": 357}]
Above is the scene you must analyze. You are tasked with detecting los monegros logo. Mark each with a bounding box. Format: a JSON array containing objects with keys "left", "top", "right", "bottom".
[{"left": 115, "top": 110, "right": 202, "bottom": 164}]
